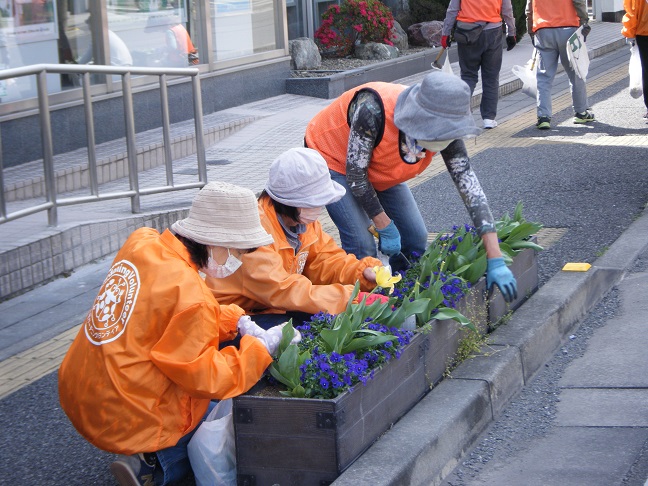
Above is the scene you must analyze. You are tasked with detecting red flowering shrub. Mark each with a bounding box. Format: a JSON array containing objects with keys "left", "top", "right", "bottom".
[{"left": 315, "top": 0, "right": 395, "bottom": 57}]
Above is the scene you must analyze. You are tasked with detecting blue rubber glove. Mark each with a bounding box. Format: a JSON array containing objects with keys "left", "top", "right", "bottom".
[
  {"left": 376, "top": 221, "right": 401, "bottom": 257},
  {"left": 486, "top": 257, "right": 518, "bottom": 303}
]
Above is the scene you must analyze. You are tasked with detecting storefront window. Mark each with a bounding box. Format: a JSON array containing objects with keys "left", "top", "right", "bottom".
[
  {"left": 106, "top": 0, "right": 198, "bottom": 68},
  {"left": 210, "top": 0, "right": 276, "bottom": 62},
  {"left": 0, "top": 0, "right": 62, "bottom": 101}
]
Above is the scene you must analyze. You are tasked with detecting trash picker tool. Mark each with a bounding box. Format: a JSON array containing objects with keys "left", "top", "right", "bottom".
[{"left": 432, "top": 47, "right": 447, "bottom": 69}]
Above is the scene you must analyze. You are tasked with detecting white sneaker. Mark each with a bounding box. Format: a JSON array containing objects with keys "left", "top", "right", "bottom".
[{"left": 483, "top": 119, "right": 498, "bottom": 129}]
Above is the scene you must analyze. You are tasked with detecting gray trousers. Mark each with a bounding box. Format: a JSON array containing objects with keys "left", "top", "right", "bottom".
[
  {"left": 535, "top": 27, "right": 589, "bottom": 118},
  {"left": 457, "top": 27, "right": 503, "bottom": 120}
]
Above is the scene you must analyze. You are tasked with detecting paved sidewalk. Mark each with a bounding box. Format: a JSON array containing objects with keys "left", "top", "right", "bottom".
[{"left": 1, "top": 19, "right": 646, "bottom": 486}]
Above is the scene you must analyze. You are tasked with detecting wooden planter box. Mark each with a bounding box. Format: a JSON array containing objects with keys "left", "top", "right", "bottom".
[
  {"left": 488, "top": 240, "right": 540, "bottom": 325},
  {"left": 233, "top": 244, "right": 539, "bottom": 485},
  {"left": 234, "top": 333, "right": 427, "bottom": 485}
]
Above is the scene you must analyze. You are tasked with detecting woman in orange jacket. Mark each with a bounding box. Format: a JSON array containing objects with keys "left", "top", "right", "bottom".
[
  {"left": 58, "top": 182, "right": 299, "bottom": 486},
  {"left": 622, "top": 0, "right": 648, "bottom": 119},
  {"left": 208, "top": 147, "right": 384, "bottom": 329}
]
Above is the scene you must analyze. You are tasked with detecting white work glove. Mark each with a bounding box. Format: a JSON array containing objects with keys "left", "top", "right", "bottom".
[{"left": 237, "top": 316, "right": 301, "bottom": 356}]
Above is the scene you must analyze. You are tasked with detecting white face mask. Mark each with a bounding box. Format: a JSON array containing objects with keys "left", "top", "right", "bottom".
[
  {"left": 203, "top": 248, "right": 243, "bottom": 279},
  {"left": 299, "top": 207, "right": 322, "bottom": 224},
  {"left": 417, "top": 139, "right": 453, "bottom": 153}
]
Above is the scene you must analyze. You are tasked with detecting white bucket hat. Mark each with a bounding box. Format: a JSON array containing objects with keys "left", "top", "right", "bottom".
[
  {"left": 172, "top": 181, "right": 273, "bottom": 249},
  {"left": 393, "top": 70, "right": 482, "bottom": 141},
  {"left": 265, "top": 147, "right": 346, "bottom": 208}
]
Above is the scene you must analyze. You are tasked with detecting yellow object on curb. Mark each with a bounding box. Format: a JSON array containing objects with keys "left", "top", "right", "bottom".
[{"left": 562, "top": 262, "right": 592, "bottom": 272}]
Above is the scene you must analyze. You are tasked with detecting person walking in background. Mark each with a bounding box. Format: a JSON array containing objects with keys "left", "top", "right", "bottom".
[
  {"left": 441, "top": 0, "right": 517, "bottom": 130},
  {"left": 166, "top": 19, "right": 199, "bottom": 66},
  {"left": 622, "top": 0, "right": 648, "bottom": 121},
  {"left": 526, "top": 0, "right": 593, "bottom": 129},
  {"left": 304, "top": 70, "right": 518, "bottom": 302},
  {"left": 208, "top": 147, "right": 384, "bottom": 329},
  {"left": 59, "top": 182, "right": 299, "bottom": 486}
]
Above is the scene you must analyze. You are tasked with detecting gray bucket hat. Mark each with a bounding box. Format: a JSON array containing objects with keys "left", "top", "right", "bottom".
[
  {"left": 172, "top": 181, "right": 273, "bottom": 249},
  {"left": 265, "top": 147, "right": 346, "bottom": 208},
  {"left": 393, "top": 70, "right": 482, "bottom": 141}
]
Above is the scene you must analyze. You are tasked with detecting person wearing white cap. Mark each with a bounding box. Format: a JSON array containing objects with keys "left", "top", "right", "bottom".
[
  {"left": 305, "top": 70, "right": 517, "bottom": 302},
  {"left": 208, "top": 147, "right": 386, "bottom": 329},
  {"left": 59, "top": 181, "right": 300, "bottom": 486}
]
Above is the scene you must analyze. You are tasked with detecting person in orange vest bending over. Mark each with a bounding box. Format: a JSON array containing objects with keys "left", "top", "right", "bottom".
[
  {"left": 304, "top": 70, "right": 518, "bottom": 302},
  {"left": 58, "top": 182, "right": 300, "bottom": 486},
  {"left": 526, "top": 0, "right": 594, "bottom": 130},
  {"left": 441, "top": 0, "right": 517, "bottom": 130},
  {"left": 166, "top": 22, "right": 199, "bottom": 66}
]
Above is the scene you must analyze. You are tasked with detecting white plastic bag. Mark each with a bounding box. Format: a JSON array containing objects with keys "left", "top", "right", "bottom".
[
  {"left": 442, "top": 50, "right": 453, "bottom": 75},
  {"left": 629, "top": 44, "right": 643, "bottom": 99},
  {"left": 566, "top": 25, "right": 589, "bottom": 80},
  {"left": 511, "top": 50, "right": 538, "bottom": 99},
  {"left": 187, "top": 399, "right": 237, "bottom": 486}
]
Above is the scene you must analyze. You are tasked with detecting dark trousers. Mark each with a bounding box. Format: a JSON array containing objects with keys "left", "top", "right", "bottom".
[
  {"left": 457, "top": 27, "right": 504, "bottom": 120},
  {"left": 635, "top": 35, "right": 648, "bottom": 111}
]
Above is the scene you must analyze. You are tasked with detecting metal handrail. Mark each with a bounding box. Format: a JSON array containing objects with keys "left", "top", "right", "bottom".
[{"left": 0, "top": 64, "right": 207, "bottom": 226}]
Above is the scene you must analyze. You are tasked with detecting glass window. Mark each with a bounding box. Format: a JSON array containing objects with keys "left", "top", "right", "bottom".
[
  {"left": 210, "top": 0, "right": 276, "bottom": 62},
  {"left": 105, "top": 0, "right": 199, "bottom": 68},
  {"left": 286, "top": 0, "right": 305, "bottom": 40},
  {"left": 0, "top": 0, "right": 62, "bottom": 101}
]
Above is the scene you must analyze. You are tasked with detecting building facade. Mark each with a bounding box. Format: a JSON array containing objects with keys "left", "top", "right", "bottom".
[{"left": 0, "top": 0, "right": 326, "bottom": 167}]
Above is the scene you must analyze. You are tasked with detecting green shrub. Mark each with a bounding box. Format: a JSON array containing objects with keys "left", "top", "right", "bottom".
[
  {"left": 398, "top": 0, "right": 527, "bottom": 40},
  {"left": 402, "top": 0, "right": 449, "bottom": 28}
]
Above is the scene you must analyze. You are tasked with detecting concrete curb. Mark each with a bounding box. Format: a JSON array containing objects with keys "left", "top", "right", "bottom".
[{"left": 333, "top": 206, "right": 648, "bottom": 486}]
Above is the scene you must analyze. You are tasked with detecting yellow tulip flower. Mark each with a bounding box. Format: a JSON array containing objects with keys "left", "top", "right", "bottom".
[{"left": 373, "top": 266, "right": 402, "bottom": 294}]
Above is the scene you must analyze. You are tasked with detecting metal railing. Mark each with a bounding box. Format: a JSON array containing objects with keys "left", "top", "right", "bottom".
[{"left": 0, "top": 63, "right": 207, "bottom": 226}]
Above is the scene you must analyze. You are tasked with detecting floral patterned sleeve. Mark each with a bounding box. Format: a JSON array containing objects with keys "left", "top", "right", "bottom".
[
  {"left": 440, "top": 139, "right": 497, "bottom": 236},
  {"left": 345, "top": 91, "right": 385, "bottom": 219}
]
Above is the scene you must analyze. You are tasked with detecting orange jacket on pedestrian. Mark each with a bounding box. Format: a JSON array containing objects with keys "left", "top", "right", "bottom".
[
  {"left": 58, "top": 228, "right": 272, "bottom": 455},
  {"left": 526, "top": 0, "right": 584, "bottom": 32},
  {"left": 457, "top": 0, "right": 505, "bottom": 24},
  {"left": 305, "top": 82, "right": 434, "bottom": 192},
  {"left": 207, "top": 196, "right": 381, "bottom": 315},
  {"left": 622, "top": 0, "right": 648, "bottom": 37}
]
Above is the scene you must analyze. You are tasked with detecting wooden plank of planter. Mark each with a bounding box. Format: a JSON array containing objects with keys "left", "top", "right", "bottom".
[{"left": 233, "top": 333, "right": 427, "bottom": 485}]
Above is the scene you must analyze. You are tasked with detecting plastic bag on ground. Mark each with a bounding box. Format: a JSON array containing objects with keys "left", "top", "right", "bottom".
[
  {"left": 511, "top": 50, "right": 537, "bottom": 99},
  {"left": 629, "top": 44, "right": 643, "bottom": 99},
  {"left": 187, "top": 399, "right": 236, "bottom": 486},
  {"left": 566, "top": 25, "right": 589, "bottom": 80}
]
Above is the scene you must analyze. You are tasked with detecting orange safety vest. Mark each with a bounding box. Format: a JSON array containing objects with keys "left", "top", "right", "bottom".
[
  {"left": 457, "top": 0, "right": 504, "bottom": 24},
  {"left": 305, "top": 82, "right": 434, "bottom": 192},
  {"left": 208, "top": 196, "right": 381, "bottom": 315},
  {"left": 622, "top": 0, "right": 648, "bottom": 37},
  {"left": 531, "top": 0, "right": 579, "bottom": 31},
  {"left": 58, "top": 228, "right": 272, "bottom": 455},
  {"left": 169, "top": 24, "right": 197, "bottom": 55}
]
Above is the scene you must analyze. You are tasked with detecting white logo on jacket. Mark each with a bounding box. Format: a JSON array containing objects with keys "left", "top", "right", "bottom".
[{"left": 85, "top": 259, "right": 140, "bottom": 345}]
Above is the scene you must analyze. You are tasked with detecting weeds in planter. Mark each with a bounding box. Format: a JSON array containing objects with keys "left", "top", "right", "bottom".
[
  {"left": 270, "top": 202, "right": 543, "bottom": 399},
  {"left": 443, "top": 328, "right": 491, "bottom": 378}
]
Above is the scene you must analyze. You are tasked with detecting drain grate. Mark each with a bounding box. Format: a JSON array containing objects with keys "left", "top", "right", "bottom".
[{"left": 206, "top": 159, "right": 232, "bottom": 165}]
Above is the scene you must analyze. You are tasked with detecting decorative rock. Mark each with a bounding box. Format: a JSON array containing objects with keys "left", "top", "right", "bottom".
[
  {"left": 355, "top": 42, "right": 399, "bottom": 61},
  {"left": 289, "top": 37, "right": 322, "bottom": 70},
  {"left": 407, "top": 20, "right": 444, "bottom": 47},
  {"left": 391, "top": 21, "right": 409, "bottom": 51}
]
